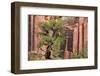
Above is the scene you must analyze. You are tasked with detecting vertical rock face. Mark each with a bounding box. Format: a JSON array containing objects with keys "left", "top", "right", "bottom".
[
  {"left": 84, "top": 18, "right": 88, "bottom": 47},
  {"left": 28, "top": 15, "right": 34, "bottom": 52},
  {"left": 79, "top": 17, "right": 88, "bottom": 52},
  {"left": 73, "top": 23, "right": 79, "bottom": 52},
  {"left": 79, "top": 17, "right": 84, "bottom": 51},
  {"left": 34, "top": 16, "right": 45, "bottom": 52},
  {"left": 72, "top": 17, "right": 88, "bottom": 54},
  {"left": 28, "top": 15, "right": 45, "bottom": 52}
]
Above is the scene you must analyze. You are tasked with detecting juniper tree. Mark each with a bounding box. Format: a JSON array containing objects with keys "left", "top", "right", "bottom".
[{"left": 38, "top": 18, "right": 66, "bottom": 59}]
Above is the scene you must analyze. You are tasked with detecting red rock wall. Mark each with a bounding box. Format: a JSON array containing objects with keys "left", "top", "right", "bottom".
[
  {"left": 34, "top": 16, "right": 45, "bottom": 51},
  {"left": 72, "top": 17, "right": 88, "bottom": 54},
  {"left": 28, "top": 16, "right": 88, "bottom": 59}
]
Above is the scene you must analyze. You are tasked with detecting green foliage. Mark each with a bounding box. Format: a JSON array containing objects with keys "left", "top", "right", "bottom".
[
  {"left": 71, "top": 47, "right": 88, "bottom": 59},
  {"left": 38, "top": 18, "right": 66, "bottom": 59},
  {"left": 71, "top": 51, "right": 81, "bottom": 58}
]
